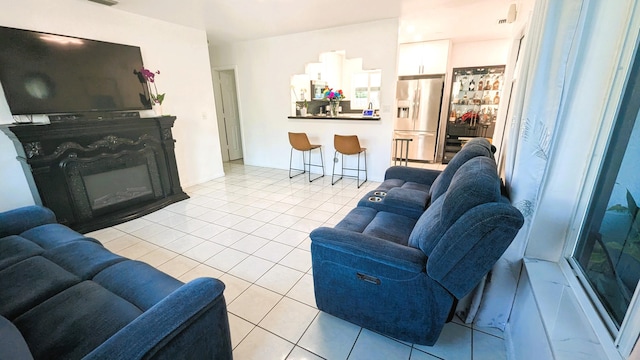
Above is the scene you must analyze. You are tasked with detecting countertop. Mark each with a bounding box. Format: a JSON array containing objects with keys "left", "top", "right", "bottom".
[{"left": 288, "top": 114, "right": 380, "bottom": 121}]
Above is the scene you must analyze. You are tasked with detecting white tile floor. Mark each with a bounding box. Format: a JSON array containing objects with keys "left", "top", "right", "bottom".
[{"left": 87, "top": 160, "right": 507, "bottom": 360}]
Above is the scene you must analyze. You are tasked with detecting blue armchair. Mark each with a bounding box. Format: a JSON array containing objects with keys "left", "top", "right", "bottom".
[{"left": 310, "top": 157, "right": 523, "bottom": 345}]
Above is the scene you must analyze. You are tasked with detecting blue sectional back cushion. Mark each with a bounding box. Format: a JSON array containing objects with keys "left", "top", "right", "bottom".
[
  {"left": 428, "top": 139, "right": 494, "bottom": 201},
  {"left": 408, "top": 157, "right": 500, "bottom": 255}
]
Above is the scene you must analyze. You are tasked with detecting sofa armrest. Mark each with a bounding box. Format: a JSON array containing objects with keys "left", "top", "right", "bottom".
[
  {"left": 310, "top": 227, "right": 426, "bottom": 273},
  {"left": 0, "top": 206, "right": 57, "bottom": 239},
  {"left": 426, "top": 203, "right": 524, "bottom": 299},
  {"left": 83, "top": 277, "right": 232, "bottom": 360},
  {"left": 384, "top": 166, "right": 441, "bottom": 185}
]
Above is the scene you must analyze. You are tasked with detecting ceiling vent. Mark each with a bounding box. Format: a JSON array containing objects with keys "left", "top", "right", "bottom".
[
  {"left": 88, "top": 0, "right": 119, "bottom": 6},
  {"left": 498, "top": 3, "right": 517, "bottom": 24}
]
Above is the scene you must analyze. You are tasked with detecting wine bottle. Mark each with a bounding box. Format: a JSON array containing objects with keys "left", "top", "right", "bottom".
[
  {"left": 484, "top": 78, "right": 492, "bottom": 90},
  {"left": 493, "top": 92, "right": 500, "bottom": 105},
  {"left": 469, "top": 79, "right": 475, "bottom": 91}
]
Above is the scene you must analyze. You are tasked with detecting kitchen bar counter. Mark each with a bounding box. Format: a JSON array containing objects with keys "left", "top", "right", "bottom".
[{"left": 288, "top": 114, "right": 380, "bottom": 121}]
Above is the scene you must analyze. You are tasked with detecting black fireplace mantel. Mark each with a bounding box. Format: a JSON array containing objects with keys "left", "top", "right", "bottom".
[{"left": 2, "top": 115, "right": 189, "bottom": 233}]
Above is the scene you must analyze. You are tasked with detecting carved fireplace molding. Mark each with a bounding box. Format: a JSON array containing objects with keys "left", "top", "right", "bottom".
[
  {"left": 24, "top": 133, "right": 160, "bottom": 162},
  {"left": 1, "top": 116, "right": 188, "bottom": 233}
]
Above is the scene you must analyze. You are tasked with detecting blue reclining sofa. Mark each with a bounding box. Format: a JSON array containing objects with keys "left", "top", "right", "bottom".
[
  {"left": 357, "top": 137, "right": 496, "bottom": 219},
  {"left": 0, "top": 205, "right": 233, "bottom": 360},
  {"left": 310, "top": 153, "right": 524, "bottom": 346}
]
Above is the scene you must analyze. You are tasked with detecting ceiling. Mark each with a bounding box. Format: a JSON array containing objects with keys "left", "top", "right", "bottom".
[{"left": 109, "top": 0, "right": 516, "bottom": 46}]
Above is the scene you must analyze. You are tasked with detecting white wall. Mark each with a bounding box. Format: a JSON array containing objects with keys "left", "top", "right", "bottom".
[
  {"left": 0, "top": 0, "right": 224, "bottom": 212},
  {"left": 210, "top": 19, "right": 399, "bottom": 181},
  {"left": 450, "top": 39, "right": 511, "bottom": 68}
]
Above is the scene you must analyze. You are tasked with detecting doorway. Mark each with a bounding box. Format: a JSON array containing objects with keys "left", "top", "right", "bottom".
[{"left": 213, "top": 68, "right": 243, "bottom": 162}]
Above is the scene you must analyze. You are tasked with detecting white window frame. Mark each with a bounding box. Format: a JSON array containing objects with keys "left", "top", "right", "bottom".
[
  {"left": 350, "top": 70, "right": 381, "bottom": 110},
  {"left": 563, "top": 3, "right": 640, "bottom": 356}
]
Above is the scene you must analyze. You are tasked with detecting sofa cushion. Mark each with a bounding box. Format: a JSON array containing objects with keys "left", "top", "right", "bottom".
[
  {"left": 44, "top": 240, "right": 127, "bottom": 279},
  {"left": 376, "top": 179, "right": 431, "bottom": 193},
  {"left": 0, "top": 235, "right": 44, "bottom": 271},
  {"left": 0, "top": 256, "right": 80, "bottom": 320},
  {"left": 20, "top": 223, "right": 100, "bottom": 250},
  {"left": 14, "top": 280, "right": 143, "bottom": 360},
  {"left": 335, "top": 206, "right": 378, "bottom": 233},
  {"left": 0, "top": 315, "right": 33, "bottom": 360},
  {"left": 0, "top": 205, "right": 56, "bottom": 239},
  {"left": 407, "top": 195, "right": 446, "bottom": 254},
  {"left": 93, "top": 260, "right": 183, "bottom": 311},
  {"left": 376, "top": 178, "right": 406, "bottom": 191},
  {"left": 429, "top": 139, "right": 494, "bottom": 201},
  {"left": 358, "top": 187, "right": 430, "bottom": 219},
  {"left": 400, "top": 182, "right": 431, "bottom": 192},
  {"left": 362, "top": 212, "right": 417, "bottom": 246},
  {"left": 408, "top": 157, "right": 500, "bottom": 255}
]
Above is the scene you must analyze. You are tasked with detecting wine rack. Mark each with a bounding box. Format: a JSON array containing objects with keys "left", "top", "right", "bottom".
[{"left": 444, "top": 65, "right": 505, "bottom": 163}]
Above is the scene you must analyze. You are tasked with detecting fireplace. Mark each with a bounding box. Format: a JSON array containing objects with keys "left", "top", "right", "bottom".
[
  {"left": 84, "top": 165, "right": 155, "bottom": 211},
  {"left": 2, "top": 115, "right": 188, "bottom": 233}
]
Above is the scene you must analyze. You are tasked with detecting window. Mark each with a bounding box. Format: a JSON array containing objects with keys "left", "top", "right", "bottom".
[
  {"left": 350, "top": 70, "right": 381, "bottom": 110},
  {"left": 571, "top": 48, "right": 640, "bottom": 337}
]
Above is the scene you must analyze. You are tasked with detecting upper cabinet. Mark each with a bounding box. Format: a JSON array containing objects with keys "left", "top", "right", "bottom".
[
  {"left": 398, "top": 40, "right": 450, "bottom": 76},
  {"left": 319, "top": 51, "right": 344, "bottom": 91}
]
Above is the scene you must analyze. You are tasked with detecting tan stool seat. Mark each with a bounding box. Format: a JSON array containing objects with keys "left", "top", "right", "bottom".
[
  {"left": 288, "top": 132, "right": 325, "bottom": 182},
  {"left": 332, "top": 134, "right": 367, "bottom": 188}
]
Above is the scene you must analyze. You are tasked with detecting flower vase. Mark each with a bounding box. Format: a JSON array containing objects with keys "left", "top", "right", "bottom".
[
  {"left": 329, "top": 101, "right": 340, "bottom": 117},
  {"left": 152, "top": 103, "right": 163, "bottom": 116}
]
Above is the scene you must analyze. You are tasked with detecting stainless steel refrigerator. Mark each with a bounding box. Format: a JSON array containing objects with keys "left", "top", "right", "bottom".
[{"left": 394, "top": 74, "right": 445, "bottom": 162}]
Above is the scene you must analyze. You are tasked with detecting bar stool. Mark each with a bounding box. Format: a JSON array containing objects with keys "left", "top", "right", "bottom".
[
  {"left": 332, "top": 134, "right": 367, "bottom": 188},
  {"left": 288, "top": 132, "right": 325, "bottom": 182}
]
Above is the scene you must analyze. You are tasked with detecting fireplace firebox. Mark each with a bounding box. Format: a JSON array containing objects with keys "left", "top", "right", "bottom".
[{"left": 2, "top": 115, "right": 188, "bottom": 233}]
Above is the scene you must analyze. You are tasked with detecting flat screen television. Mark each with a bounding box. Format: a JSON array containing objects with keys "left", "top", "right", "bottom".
[{"left": 0, "top": 26, "right": 151, "bottom": 116}]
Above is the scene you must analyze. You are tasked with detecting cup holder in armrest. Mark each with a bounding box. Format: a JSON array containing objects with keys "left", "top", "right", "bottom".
[
  {"left": 368, "top": 196, "right": 383, "bottom": 202},
  {"left": 373, "top": 191, "right": 387, "bottom": 197}
]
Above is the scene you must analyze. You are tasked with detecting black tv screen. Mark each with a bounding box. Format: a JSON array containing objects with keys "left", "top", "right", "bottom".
[{"left": 0, "top": 26, "right": 151, "bottom": 115}]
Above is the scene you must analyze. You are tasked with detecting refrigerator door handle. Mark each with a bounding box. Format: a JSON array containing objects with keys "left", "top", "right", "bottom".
[{"left": 412, "top": 88, "right": 420, "bottom": 123}]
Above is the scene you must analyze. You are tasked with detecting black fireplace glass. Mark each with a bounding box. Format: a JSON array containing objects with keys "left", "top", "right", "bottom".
[{"left": 84, "top": 164, "right": 154, "bottom": 210}]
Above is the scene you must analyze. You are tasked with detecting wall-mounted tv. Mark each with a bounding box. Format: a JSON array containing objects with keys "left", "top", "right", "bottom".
[{"left": 0, "top": 26, "right": 151, "bottom": 116}]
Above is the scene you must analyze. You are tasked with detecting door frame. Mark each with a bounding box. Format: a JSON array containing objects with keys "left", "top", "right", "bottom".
[{"left": 212, "top": 65, "right": 245, "bottom": 162}]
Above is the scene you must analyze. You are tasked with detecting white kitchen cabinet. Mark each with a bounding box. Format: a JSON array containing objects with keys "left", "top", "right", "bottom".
[
  {"left": 305, "top": 62, "right": 323, "bottom": 81},
  {"left": 319, "top": 51, "right": 344, "bottom": 90},
  {"left": 398, "top": 40, "right": 450, "bottom": 76}
]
